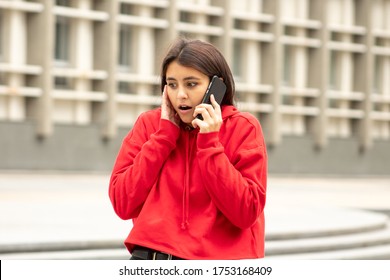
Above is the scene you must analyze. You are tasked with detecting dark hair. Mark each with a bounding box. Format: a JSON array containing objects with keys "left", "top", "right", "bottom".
[{"left": 160, "top": 38, "right": 235, "bottom": 106}]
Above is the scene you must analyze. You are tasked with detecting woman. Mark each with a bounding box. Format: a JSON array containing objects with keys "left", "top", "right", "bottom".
[{"left": 109, "top": 38, "right": 267, "bottom": 260}]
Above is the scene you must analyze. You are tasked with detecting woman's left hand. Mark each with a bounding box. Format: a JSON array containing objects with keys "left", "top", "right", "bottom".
[{"left": 192, "top": 94, "right": 223, "bottom": 133}]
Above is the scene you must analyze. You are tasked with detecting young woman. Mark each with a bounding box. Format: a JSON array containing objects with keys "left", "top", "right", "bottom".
[{"left": 109, "top": 38, "right": 267, "bottom": 260}]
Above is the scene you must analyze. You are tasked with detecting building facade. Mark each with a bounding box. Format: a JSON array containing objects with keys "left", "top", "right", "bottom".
[{"left": 0, "top": 0, "right": 390, "bottom": 173}]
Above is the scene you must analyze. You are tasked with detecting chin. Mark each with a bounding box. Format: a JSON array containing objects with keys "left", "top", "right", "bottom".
[{"left": 180, "top": 117, "right": 194, "bottom": 126}]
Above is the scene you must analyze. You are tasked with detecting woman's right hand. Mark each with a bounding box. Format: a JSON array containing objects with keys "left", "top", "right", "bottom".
[{"left": 161, "top": 85, "right": 179, "bottom": 127}]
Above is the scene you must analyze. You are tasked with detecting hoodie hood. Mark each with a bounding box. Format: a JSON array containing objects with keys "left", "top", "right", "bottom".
[{"left": 221, "top": 105, "right": 240, "bottom": 120}]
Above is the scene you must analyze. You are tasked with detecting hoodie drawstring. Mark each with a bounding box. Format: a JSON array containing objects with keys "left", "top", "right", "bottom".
[{"left": 181, "top": 130, "right": 192, "bottom": 230}]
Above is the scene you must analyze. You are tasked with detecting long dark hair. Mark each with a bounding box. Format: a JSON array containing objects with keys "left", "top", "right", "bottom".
[{"left": 160, "top": 38, "right": 235, "bottom": 106}]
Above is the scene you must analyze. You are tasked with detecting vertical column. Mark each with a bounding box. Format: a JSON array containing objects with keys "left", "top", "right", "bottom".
[
  {"left": 265, "top": 0, "right": 282, "bottom": 147},
  {"left": 136, "top": 5, "right": 154, "bottom": 116},
  {"left": 246, "top": 0, "right": 261, "bottom": 84},
  {"left": 195, "top": 0, "right": 209, "bottom": 41},
  {"left": 310, "top": 0, "right": 329, "bottom": 149},
  {"left": 34, "top": 0, "right": 54, "bottom": 137},
  {"left": 220, "top": 0, "right": 233, "bottom": 65},
  {"left": 8, "top": 1, "right": 26, "bottom": 121},
  {"left": 96, "top": 0, "right": 118, "bottom": 139},
  {"left": 242, "top": 1, "right": 260, "bottom": 105},
  {"left": 339, "top": 33, "right": 352, "bottom": 138},
  {"left": 356, "top": 0, "right": 373, "bottom": 151},
  {"left": 382, "top": 1, "right": 390, "bottom": 139},
  {"left": 294, "top": 31, "right": 307, "bottom": 135},
  {"left": 166, "top": 0, "right": 179, "bottom": 42},
  {"left": 0, "top": 9, "right": 6, "bottom": 119},
  {"left": 340, "top": 0, "right": 355, "bottom": 138},
  {"left": 74, "top": 0, "right": 92, "bottom": 124},
  {"left": 293, "top": 0, "right": 308, "bottom": 135}
]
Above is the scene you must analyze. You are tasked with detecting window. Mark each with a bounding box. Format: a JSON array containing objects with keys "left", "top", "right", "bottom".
[
  {"left": 54, "top": 77, "right": 71, "bottom": 89},
  {"left": 329, "top": 50, "right": 339, "bottom": 89},
  {"left": 118, "top": 25, "right": 133, "bottom": 70},
  {"left": 54, "top": 16, "right": 70, "bottom": 65},
  {"left": 372, "top": 56, "right": 382, "bottom": 94},
  {"left": 0, "top": 72, "right": 6, "bottom": 85},
  {"left": 118, "top": 81, "right": 135, "bottom": 94},
  {"left": 180, "top": 12, "right": 192, "bottom": 23},
  {"left": 56, "top": 0, "right": 72, "bottom": 7},
  {"left": 232, "top": 39, "right": 243, "bottom": 80},
  {"left": 283, "top": 45, "right": 293, "bottom": 85},
  {"left": 120, "top": 3, "right": 134, "bottom": 15}
]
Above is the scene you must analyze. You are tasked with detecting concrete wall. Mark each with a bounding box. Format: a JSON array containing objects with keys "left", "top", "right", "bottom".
[
  {"left": 0, "top": 122, "right": 126, "bottom": 172},
  {"left": 1, "top": 122, "right": 390, "bottom": 175},
  {"left": 267, "top": 136, "right": 390, "bottom": 175}
]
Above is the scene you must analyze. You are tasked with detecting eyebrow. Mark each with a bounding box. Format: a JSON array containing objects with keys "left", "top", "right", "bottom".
[{"left": 166, "top": 76, "right": 201, "bottom": 81}]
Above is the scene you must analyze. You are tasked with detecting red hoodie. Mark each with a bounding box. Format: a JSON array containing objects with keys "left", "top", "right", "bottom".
[{"left": 109, "top": 105, "right": 267, "bottom": 259}]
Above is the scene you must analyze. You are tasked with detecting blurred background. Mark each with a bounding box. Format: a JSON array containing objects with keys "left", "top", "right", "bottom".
[{"left": 0, "top": 0, "right": 389, "bottom": 259}]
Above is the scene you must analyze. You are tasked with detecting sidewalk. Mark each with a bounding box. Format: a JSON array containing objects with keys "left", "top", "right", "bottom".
[
  {"left": 0, "top": 172, "right": 389, "bottom": 258},
  {"left": 0, "top": 172, "right": 128, "bottom": 246}
]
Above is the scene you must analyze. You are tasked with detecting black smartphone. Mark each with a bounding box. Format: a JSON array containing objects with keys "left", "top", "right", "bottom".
[{"left": 196, "top": 75, "right": 226, "bottom": 120}]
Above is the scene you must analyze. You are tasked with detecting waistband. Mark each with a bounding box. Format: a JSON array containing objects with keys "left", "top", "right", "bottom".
[{"left": 131, "top": 246, "right": 184, "bottom": 260}]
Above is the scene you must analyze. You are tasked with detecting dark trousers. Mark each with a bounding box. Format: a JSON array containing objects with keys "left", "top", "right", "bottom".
[{"left": 130, "top": 246, "right": 183, "bottom": 260}]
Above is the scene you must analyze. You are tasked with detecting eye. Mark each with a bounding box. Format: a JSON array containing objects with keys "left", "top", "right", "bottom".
[
  {"left": 167, "top": 82, "right": 177, "bottom": 89},
  {"left": 186, "top": 82, "right": 197, "bottom": 88}
]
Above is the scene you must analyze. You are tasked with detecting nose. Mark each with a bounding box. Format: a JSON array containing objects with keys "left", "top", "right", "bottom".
[{"left": 177, "top": 86, "right": 188, "bottom": 99}]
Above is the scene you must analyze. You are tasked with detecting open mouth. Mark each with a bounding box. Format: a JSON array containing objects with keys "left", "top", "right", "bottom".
[{"left": 178, "top": 105, "right": 192, "bottom": 111}]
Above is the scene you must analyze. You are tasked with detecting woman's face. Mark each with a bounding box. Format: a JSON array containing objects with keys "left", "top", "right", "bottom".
[{"left": 165, "top": 60, "right": 210, "bottom": 125}]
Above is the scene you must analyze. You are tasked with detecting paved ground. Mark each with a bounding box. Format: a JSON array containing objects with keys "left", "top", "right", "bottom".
[
  {"left": 0, "top": 172, "right": 389, "bottom": 257},
  {"left": 0, "top": 172, "right": 128, "bottom": 246},
  {"left": 265, "top": 176, "right": 390, "bottom": 239}
]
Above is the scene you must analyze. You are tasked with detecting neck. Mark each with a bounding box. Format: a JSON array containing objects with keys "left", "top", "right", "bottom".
[{"left": 180, "top": 122, "right": 194, "bottom": 131}]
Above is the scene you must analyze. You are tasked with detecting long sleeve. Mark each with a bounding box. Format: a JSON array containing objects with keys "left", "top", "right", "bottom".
[
  {"left": 109, "top": 114, "right": 180, "bottom": 220},
  {"left": 196, "top": 116, "right": 267, "bottom": 229}
]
